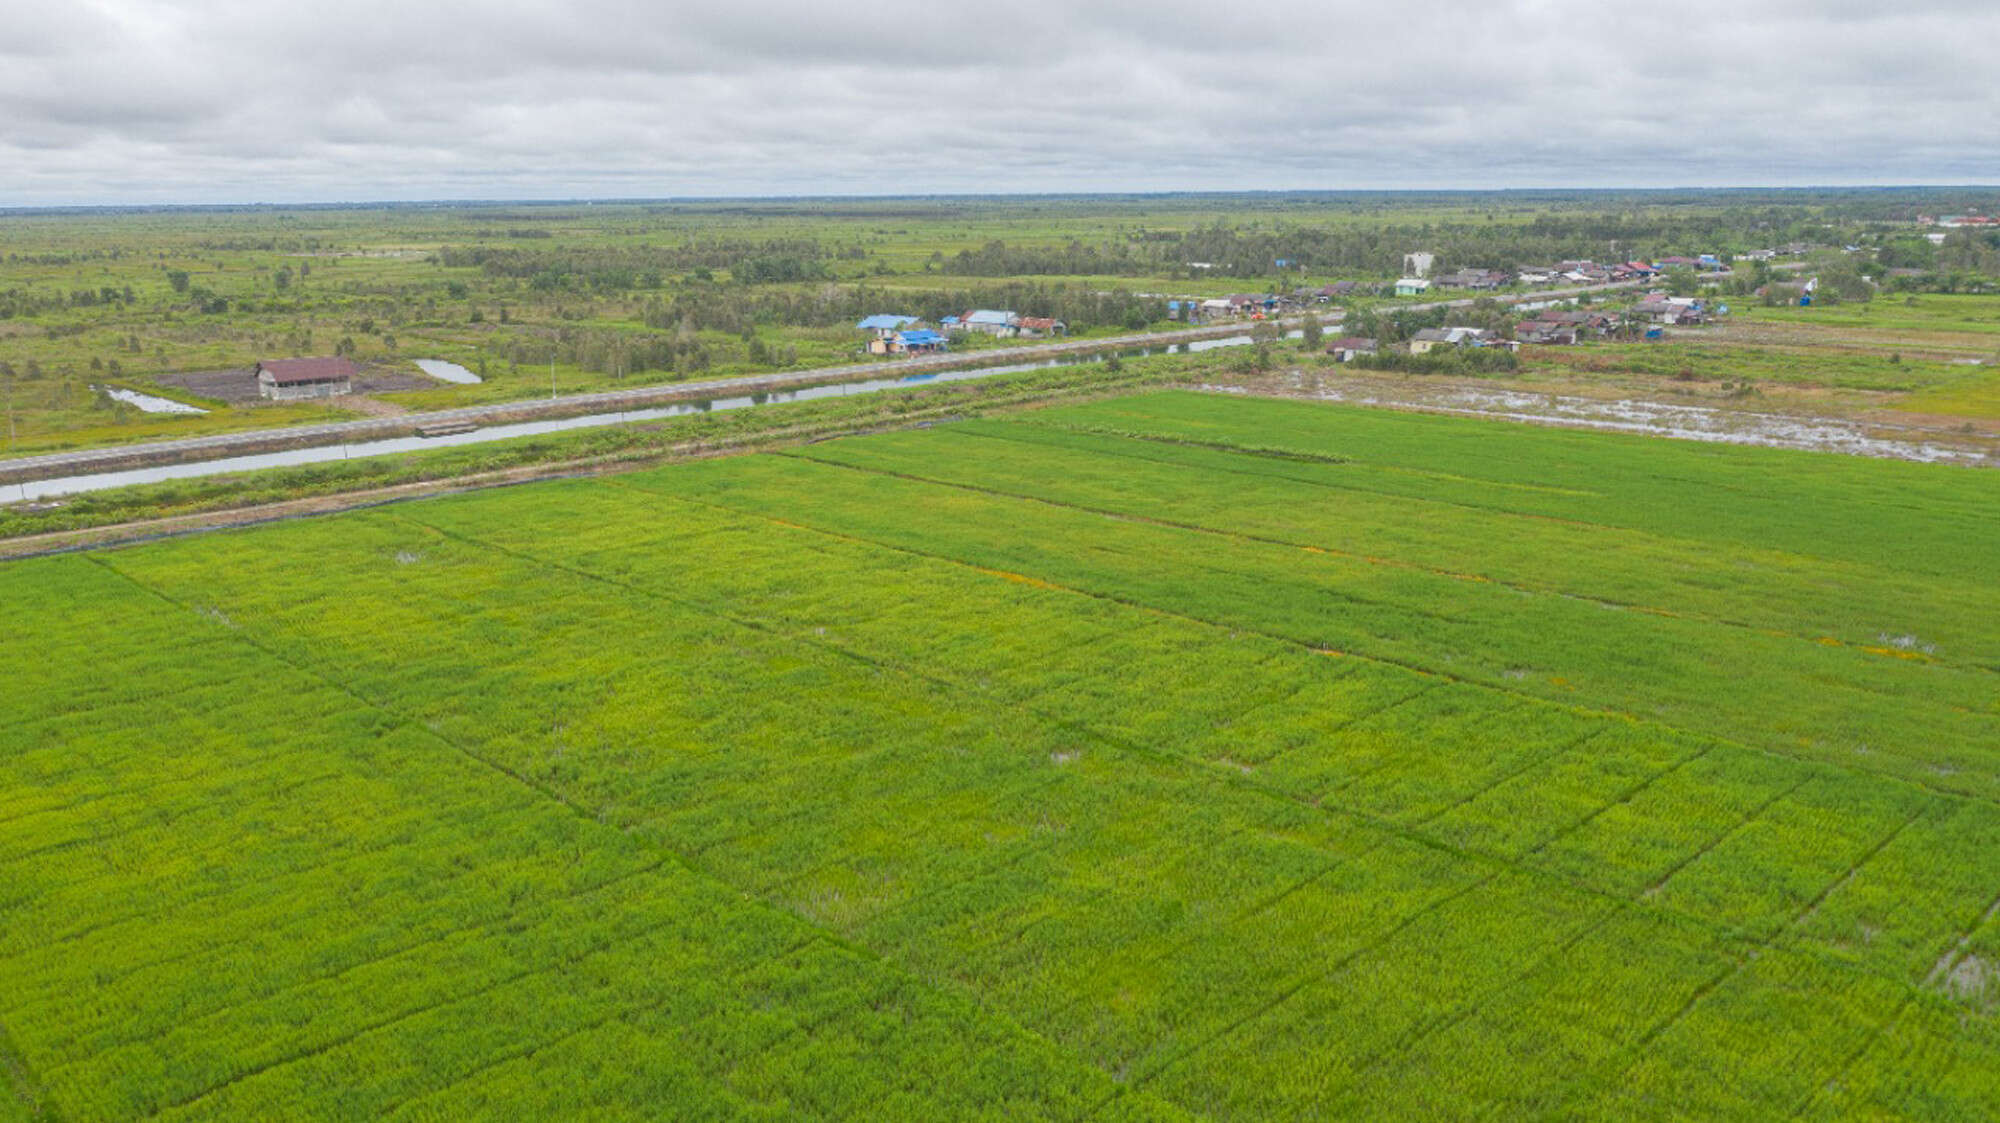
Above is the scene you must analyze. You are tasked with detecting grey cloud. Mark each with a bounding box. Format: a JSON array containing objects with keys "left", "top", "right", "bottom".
[{"left": 0, "top": 0, "right": 1994, "bottom": 205}]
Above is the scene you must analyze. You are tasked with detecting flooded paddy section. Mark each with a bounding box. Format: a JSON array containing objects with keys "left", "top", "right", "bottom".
[
  {"left": 413, "top": 359, "right": 483, "bottom": 384},
  {"left": 97, "top": 386, "right": 208, "bottom": 415},
  {"left": 1209, "top": 373, "right": 1999, "bottom": 466}
]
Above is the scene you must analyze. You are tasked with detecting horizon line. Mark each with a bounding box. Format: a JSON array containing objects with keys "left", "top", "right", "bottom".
[{"left": 5, "top": 184, "right": 2000, "bottom": 215}]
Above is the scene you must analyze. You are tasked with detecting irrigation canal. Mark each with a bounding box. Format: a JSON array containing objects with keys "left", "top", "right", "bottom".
[{"left": 5, "top": 281, "right": 1645, "bottom": 502}]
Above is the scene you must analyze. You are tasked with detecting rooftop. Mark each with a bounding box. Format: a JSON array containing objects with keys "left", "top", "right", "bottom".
[{"left": 257, "top": 357, "right": 360, "bottom": 385}]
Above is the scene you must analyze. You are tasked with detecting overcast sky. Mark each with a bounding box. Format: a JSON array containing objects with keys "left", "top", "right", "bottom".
[{"left": 2, "top": 0, "right": 1996, "bottom": 206}]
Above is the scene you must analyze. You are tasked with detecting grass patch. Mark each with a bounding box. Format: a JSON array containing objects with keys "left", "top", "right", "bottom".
[{"left": 3, "top": 392, "right": 1997, "bottom": 1118}]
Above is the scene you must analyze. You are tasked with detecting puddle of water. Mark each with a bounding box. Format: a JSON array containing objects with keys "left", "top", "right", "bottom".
[
  {"left": 97, "top": 386, "right": 209, "bottom": 415},
  {"left": 413, "top": 359, "right": 484, "bottom": 385}
]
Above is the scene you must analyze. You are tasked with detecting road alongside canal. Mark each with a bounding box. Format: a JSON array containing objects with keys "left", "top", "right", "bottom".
[{"left": 0, "top": 281, "right": 1645, "bottom": 487}]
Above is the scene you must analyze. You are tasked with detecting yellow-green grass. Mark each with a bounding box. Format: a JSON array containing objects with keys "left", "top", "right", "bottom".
[
  {"left": 1738, "top": 293, "right": 2000, "bottom": 337},
  {"left": 1895, "top": 369, "right": 2000, "bottom": 419},
  {"left": 3, "top": 391, "right": 1996, "bottom": 1119}
]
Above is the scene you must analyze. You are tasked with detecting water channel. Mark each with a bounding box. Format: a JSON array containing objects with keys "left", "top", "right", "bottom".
[{"left": 15, "top": 331, "right": 1285, "bottom": 501}]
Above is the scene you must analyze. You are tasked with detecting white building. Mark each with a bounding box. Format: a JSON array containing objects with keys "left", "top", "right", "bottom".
[
  {"left": 961, "top": 310, "right": 1020, "bottom": 337},
  {"left": 255, "top": 357, "right": 358, "bottom": 401}
]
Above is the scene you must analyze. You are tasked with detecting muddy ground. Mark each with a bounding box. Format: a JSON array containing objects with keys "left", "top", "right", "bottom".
[
  {"left": 157, "top": 364, "right": 433, "bottom": 405},
  {"left": 1207, "top": 368, "right": 2000, "bottom": 467}
]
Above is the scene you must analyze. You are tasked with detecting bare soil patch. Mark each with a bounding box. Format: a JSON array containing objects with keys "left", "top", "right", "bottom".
[
  {"left": 156, "top": 367, "right": 260, "bottom": 404},
  {"left": 156, "top": 364, "right": 434, "bottom": 406},
  {"left": 340, "top": 396, "right": 410, "bottom": 418},
  {"left": 1704, "top": 320, "right": 2000, "bottom": 360}
]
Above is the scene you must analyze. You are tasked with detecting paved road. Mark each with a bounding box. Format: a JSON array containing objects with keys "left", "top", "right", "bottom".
[{"left": 0, "top": 279, "right": 1650, "bottom": 483}]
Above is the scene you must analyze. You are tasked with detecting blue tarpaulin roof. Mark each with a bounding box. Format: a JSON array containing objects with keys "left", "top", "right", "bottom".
[
  {"left": 897, "top": 330, "right": 947, "bottom": 346},
  {"left": 857, "top": 314, "right": 919, "bottom": 331}
]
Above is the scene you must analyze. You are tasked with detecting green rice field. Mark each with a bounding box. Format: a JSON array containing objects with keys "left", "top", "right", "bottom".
[{"left": 4, "top": 391, "right": 1998, "bottom": 1120}]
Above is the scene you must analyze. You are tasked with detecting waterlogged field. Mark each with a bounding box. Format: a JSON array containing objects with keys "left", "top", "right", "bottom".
[{"left": 4, "top": 391, "right": 1998, "bottom": 1120}]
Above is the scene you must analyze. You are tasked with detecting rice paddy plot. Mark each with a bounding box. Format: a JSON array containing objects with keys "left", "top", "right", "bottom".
[{"left": 3, "top": 390, "right": 1997, "bottom": 1120}]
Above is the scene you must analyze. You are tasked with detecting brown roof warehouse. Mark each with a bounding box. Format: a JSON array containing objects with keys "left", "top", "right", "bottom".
[{"left": 256, "top": 357, "right": 360, "bottom": 401}]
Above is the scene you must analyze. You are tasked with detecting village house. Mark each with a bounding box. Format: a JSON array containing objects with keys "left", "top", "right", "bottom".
[
  {"left": 1325, "top": 336, "right": 1379, "bottom": 363},
  {"left": 1516, "top": 305, "right": 1618, "bottom": 345},
  {"left": 1515, "top": 319, "right": 1578, "bottom": 345},
  {"left": 1434, "top": 268, "right": 1509, "bottom": 291},
  {"left": 871, "top": 329, "right": 948, "bottom": 355},
  {"left": 1015, "top": 316, "right": 1066, "bottom": 338},
  {"left": 1407, "top": 326, "right": 1500, "bottom": 354},
  {"left": 860, "top": 314, "right": 931, "bottom": 354},
  {"left": 960, "top": 310, "right": 1020, "bottom": 337},
  {"left": 1536, "top": 308, "right": 1617, "bottom": 335},
  {"left": 1407, "top": 328, "right": 1454, "bottom": 353},
  {"left": 1627, "top": 297, "right": 1709, "bottom": 326},
  {"left": 256, "top": 357, "right": 358, "bottom": 401},
  {"left": 1394, "top": 278, "right": 1431, "bottom": 297},
  {"left": 1295, "top": 281, "right": 1364, "bottom": 303}
]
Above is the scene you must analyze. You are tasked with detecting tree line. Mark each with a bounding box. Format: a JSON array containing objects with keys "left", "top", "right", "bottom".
[{"left": 638, "top": 282, "right": 1164, "bottom": 336}]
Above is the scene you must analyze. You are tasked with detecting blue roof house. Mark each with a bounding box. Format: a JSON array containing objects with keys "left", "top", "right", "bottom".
[{"left": 868, "top": 328, "right": 950, "bottom": 356}]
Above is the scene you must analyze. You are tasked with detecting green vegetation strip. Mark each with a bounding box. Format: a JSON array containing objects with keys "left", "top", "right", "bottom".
[
  {"left": 0, "top": 357, "right": 1202, "bottom": 545},
  {"left": 3, "top": 392, "right": 1997, "bottom": 1120}
]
